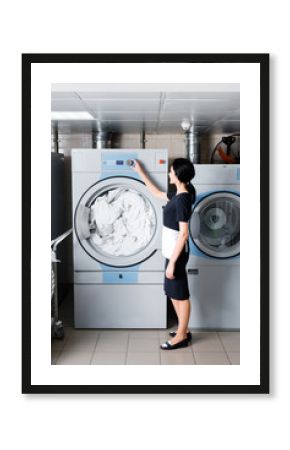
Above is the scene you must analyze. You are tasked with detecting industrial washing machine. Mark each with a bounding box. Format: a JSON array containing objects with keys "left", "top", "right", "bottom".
[
  {"left": 71, "top": 148, "right": 168, "bottom": 328},
  {"left": 188, "top": 164, "right": 240, "bottom": 330}
]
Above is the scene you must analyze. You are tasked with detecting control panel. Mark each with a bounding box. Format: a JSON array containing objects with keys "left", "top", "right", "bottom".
[
  {"left": 101, "top": 150, "right": 168, "bottom": 172},
  {"left": 72, "top": 149, "right": 168, "bottom": 173},
  {"left": 103, "top": 159, "right": 134, "bottom": 167},
  {"left": 101, "top": 151, "right": 138, "bottom": 171}
]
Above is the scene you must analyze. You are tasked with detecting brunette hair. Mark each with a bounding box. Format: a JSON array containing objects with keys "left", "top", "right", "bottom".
[{"left": 172, "top": 158, "right": 196, "bottom": 199}]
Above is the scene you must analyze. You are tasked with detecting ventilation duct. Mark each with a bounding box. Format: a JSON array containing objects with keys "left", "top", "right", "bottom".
[
  {"left": 181, "top": 121, "right": 200, "bottom": 163},
  {"left": 93, "top": 131, "right": 112, "bottom": 149}
]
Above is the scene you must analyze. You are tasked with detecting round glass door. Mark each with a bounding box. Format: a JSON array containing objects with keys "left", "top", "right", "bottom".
[
  {"left": 190, "top": 191, "right": 240, "bottom": 258},
  {"left": 74, "top": 177, "right": 159, "bottom": 267}
]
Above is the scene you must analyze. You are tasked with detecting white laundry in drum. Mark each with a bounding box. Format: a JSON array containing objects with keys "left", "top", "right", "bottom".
[{"left": 89, "top": 188, "right": 156, "bottom": 256}]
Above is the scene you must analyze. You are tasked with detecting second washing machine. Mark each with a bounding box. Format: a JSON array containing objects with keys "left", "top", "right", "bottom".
[{"left": 188, "top": 165, "right": 240, "bottom": 330}]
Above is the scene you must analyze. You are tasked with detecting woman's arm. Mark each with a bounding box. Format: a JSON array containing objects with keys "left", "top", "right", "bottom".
[
  {"left": 165, "top": 222, "right": 189, "bottom": 280},
  {"left": 131, "top": 160, "right": 168, "bottom": 200}
]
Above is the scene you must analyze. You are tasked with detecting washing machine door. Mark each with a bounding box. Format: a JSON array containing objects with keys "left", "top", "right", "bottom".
[
  {"left": 74, "top": 176, "right": 160, "bottom": 267},
  {"left": 190, "top": 191, "right": 240, "bottom": 258}
]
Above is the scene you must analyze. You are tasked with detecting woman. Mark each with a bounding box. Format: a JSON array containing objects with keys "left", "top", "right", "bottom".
[{"left": 132, "top": 158, "right": 195, "bottom": 350}]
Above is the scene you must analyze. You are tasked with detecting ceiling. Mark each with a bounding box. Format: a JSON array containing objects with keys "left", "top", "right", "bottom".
[{"left": 51, "top": 83, "right": 240, "bottom": 135}]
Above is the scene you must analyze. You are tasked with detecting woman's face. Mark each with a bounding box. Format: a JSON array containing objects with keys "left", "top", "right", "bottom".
[{"left": 169, "top": 166, "right": 178, "bottom": 185}]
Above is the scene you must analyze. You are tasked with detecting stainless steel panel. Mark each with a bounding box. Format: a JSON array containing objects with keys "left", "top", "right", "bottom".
[{"left": 188, "top": 265, "right": 240, "bottom": 329}]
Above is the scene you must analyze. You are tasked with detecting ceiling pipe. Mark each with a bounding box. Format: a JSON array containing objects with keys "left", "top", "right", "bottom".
[
  {"left": 187, "top": 126, "right": 200, "bottom": 164},
  {"left": 92, "top": 130, "right": 112, "bottom": 149},
  {"left": 181, "top": 120, "right": 200, "bottom": 164}
]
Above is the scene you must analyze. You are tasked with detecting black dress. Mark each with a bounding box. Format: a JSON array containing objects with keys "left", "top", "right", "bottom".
[{"left": 163, "top": 191, "right": 193, "bottom": 300}]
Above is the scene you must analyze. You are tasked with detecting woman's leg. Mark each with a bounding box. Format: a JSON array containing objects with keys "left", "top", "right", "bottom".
[
  {"left": 170, "top": 299, "right": 191, "bottom": 345},
  {"left": 171, "top": 298, "right": 190, "bottom": 334},
  {"left": 171, "top": 298, "right": 180, "bottom": 324}
]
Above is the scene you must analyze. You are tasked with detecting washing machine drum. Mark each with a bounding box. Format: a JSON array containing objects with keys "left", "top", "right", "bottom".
[
  {"left": 190, "top": 192, "right": 240, "bottom": 258},
  {"left": 74, "top": 177, "right": 159, "bottom": 267}
]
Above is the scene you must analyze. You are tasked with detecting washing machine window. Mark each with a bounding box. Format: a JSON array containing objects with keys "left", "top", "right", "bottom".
[
  {"left": 74, "top": 176, "right": 160, "bottom": 267},
  {"left": 190, "top": 191, "right": 240, "bottom": 258}
]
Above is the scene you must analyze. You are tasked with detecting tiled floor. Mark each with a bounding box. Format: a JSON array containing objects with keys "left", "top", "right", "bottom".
[
  {"left": 51, "top": 327, "right": 240, "bottom": 365},
  {"left": 52, "top": 289, "right": 240, "bottom": 365}
]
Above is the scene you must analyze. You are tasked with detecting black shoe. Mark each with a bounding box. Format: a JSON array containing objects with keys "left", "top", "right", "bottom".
[
  {"left": 160, "top": 338, "right": 189, "bottom": 350},
  {"left": 169, "top": 330, "right": 192, "bottom": 341}
]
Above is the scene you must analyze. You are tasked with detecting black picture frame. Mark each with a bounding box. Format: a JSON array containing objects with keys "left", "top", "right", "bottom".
[{"left": 22, "top": 53, "right": 269, "bottom": 394}]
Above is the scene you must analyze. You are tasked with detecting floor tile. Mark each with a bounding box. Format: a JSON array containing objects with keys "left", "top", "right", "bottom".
[
  {"left": 227, "top": 352, "right": 240, "bottom": 365},
  {"left": 62, "top": 339, "right": 97, "bottom": 352},
  {"left": 51, "top": 349, "right": 61, "bottom": 364},
  {"left": 91, "top": 352, "right": 127, "bottom": 365},
  {"left": 161, "top": 352, "right": 195, "bottom": 365},
  {"left": 64, "top": 330, "right": 99, "bottom": 348},
  {"left": 56, "top": 350, "right": 93, "bottom": 365},
  {"left": 126, "top": 352, "right": 160, "bottom": 365},
  {"left": 194, "top": 352, "right": 230, "bottom": 365},
  {"left": 63, "top": 326, "right": 74, "bottom": 336},
  {"left": 68, "top": 329, "right": 99, "bottom": 339},
  {"left": 94, "top": 339, "right": 128, "bottom": 353},
  {"left": 51, "top": 326, "right": 240, "bottom": 366},
  {"left": 97, "top": 332, "right": 129, "bottom": 342},
  {"left": 129, "top": 330, "right": 159, "bottom": 339},
  {"left": 128, "top": 338, "right": 159, "bottom": 353},
  {"left": 51, "top": 338, "right": 67, "bottom": 352},
  {"left": 218, "top": 332, "right": 240, "bottom": 352},
  {"left": 191, "top": 332, "right": 224, "bottom": 352},
  {"left": 51, "top": 326, "right": 73, "bottom": 351},
  {"left": 98, "top": 329, "right": 129, "bottom": 336}
]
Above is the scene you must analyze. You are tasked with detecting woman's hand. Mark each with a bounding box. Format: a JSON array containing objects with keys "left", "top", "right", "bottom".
[
  {"left": 166, "top": 261, "right": 175, "bottom": 279},
  {"left": 131, "top": 159, "right": 143, "bottom": 174}
]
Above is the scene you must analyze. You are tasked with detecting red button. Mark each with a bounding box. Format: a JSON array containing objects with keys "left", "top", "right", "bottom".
[{"left": 159, "top": 159, "right": 166, "bottom": 164}]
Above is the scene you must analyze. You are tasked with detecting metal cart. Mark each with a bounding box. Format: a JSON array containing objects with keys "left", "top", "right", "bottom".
[{"left": 51, "top": 228, "right": 72, "bottom": 339}]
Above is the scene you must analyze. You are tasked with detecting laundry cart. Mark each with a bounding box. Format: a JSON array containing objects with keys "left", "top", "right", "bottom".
[{"left": 51, "top": 228, "right": 72, "bottom": 339}]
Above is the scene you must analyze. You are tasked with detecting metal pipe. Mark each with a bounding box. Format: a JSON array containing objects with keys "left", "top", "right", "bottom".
[
  {"left": 186, "top": 125, "right": 200, "bottom": 163},
  {"left": 140, "top": 128, "right": 146, "bottom": 148},
  {"left": 93, "top": 130, "right": 112, "bottom": 149}
]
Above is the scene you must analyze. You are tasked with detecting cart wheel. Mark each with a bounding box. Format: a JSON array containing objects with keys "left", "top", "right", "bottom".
[{"left": 55, "top": 325, "right": 64, "bottom": 340}]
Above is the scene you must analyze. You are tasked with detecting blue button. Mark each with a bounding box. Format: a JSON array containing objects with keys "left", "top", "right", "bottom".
[{"left": 116, "top": 160, "right": 124, "bottom": 165}]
